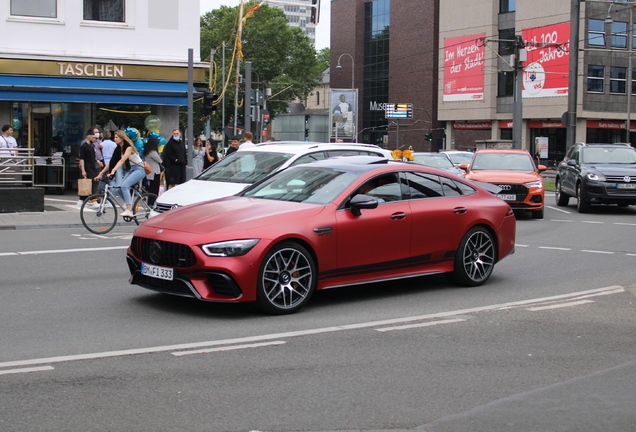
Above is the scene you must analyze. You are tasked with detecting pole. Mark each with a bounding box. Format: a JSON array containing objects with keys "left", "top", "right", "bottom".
[
  {"left": 222, "top": 42, "right": 226, "bottom": 148},
  {"left": 186, "top": 48, "right": 194, "bottom": 180},
  {"left": 244, "top": 61, "right": 252, "bottom": 136},
  {"left": 566, "top": 0, "right": 581, "bottom": 150},
  {"left": 627, "top": 7, "right": 633, "bottom": 143},
  {"left": 513, "top": 35, "right": 524, "bottom": 149},
  {"left": 234, "top": 2, "right": 245, "bottom": 138},
  {"left": 396, "top": 119, "right": 400, "bottom": 150},
  {"left": 208, "top": 48, "right": 215, "bottom": 141}
]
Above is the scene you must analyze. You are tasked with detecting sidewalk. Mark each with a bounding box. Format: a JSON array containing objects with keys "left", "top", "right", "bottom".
[{"left": 0, "top": 189, "right": 137, "bottom": 231}]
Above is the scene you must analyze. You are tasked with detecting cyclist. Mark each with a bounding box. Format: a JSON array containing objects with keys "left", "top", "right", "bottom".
[{"left": 107, "top": 130, "right": 147, "bottom": 218}]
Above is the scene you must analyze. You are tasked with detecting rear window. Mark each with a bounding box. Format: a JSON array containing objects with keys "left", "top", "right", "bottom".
[{"left": 196, "top": 151, "right": 293, "bottom": 184}]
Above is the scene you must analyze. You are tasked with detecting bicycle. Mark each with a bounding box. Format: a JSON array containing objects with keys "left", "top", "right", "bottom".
[{"left": 80, "top": 182, "right": 157, "bottom": 234}]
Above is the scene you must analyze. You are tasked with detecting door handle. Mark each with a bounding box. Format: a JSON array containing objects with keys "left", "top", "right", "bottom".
[
  {"left": 453, "top": 207, "right": 467, "bottom": 214},
  {"left": 391, "top": 212, "right": 406, "bottom": 220}
]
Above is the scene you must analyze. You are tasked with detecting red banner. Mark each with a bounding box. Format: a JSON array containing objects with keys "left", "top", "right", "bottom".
[
  {"left": 528, "top": 120, "right": 566, "bottom": 128},
  {"left": 522, "top": 23, "right": 570, "bottom": 98},
  {"left": 443, "top": 34, "right": 485, "bottom": 102},
  {"left": 587, "top": 120, "right": 630, "bottom": 129}
]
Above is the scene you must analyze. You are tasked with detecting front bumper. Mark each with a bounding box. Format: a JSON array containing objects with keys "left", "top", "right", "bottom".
[{"left": 583, "top": 180, "right": 636, "bottom": 205}]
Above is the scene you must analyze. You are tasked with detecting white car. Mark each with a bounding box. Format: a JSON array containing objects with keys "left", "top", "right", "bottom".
[
  {"left": 151, "top": 141, "right": 393, "bottom": 217},
  {"left": 440, "top": 150, "right": 475, "bottom": 167}
]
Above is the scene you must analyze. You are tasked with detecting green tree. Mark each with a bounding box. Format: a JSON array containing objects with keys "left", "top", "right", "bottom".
[{"left": 200, "top": 2, "right": 322, "bottom": 135}]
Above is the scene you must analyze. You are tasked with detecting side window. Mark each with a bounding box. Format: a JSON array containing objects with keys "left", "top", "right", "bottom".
[
  {"left": 404, "top": 172, "right": 444, "bottom": 199},
  {"left": 440, "top": 176, "right": 463, "bottom": 197},
  {"left": 326, "top": 150, "right": 362, "bottom": 157},
  {"left": 453, "top": 180, "right": 477, "bottom": 196},
  {"left": 290, "top": 152, "right": 327, "bottom": 167},
  {"left": 355, "top": 173, "right": 402, "bottom": 202},
  {"left": 572, "top": 148, "right": 580, "bottom": 164}
]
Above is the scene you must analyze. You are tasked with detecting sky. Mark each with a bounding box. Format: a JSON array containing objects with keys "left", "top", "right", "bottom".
[{"left": 199, "top": 0, "right": 331, "bottom": 50}]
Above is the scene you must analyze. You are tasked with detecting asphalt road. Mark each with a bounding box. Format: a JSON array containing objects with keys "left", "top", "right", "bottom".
[{"left": 1, "top": 196, "right": 635, "bottom": 432}]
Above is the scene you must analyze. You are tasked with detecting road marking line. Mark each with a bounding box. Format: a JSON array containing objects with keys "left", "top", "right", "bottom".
[
  {"left": 515, "top": 244, "right": 528, "bottom": 247},
  {"left": 0, "top": 366, "right": 54, "bottom": 376},
  {"left": 0, "top": 252, "right": 19, "bottom": 256},
  {"left": 550, "top": 219, "right": 573, "bottom": 222},
  {"left": 375, "top": 318, "right": 467, "bottom": 332},
  {"left": 614, "top": 223, "right": 636, "bottom": 226},
  {"left": 527, "top": 300, "right": 594, "bottom": 311},
  {"left": 581, "top": 221, "right": 604, "bottom": 224},
  {"left": 581, "top": 250, "right": 614, "bottom": 254},
  {"left": 15, "top": 246, "right": 128, "bottom": 256},
  {"left": 172, "top": 341, "right": 286, "bottom": 356},
  {"left": 627, "top": 253, "right": 636, "bottom": 257},
  {"left": 0, "top": 286, "right": 624, "bottom": 370},
  {"left": 538, "top": 246, "right": 571, "bottom": 251},
  {"left": 546, "top": 206, "right": 572, "bottom": 214}
]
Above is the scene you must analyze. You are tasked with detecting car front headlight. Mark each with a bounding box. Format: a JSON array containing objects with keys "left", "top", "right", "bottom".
[
  {"left": 525, "top": 180, "right": 543, "bottom": 189},
  {"left": 586, "top": 172, "right": 606, "bottom": 181},
  {"left": 200, "top": 239, "right": 260, "bottom": 257}
]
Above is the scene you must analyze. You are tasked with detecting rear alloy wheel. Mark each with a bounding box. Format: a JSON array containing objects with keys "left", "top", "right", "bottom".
[
  {"left": 555, "top": 179, "right": 570, "bottom": 206},
  {"left": 450, "top": 227, "right": 496, "bottom": 287},
  {"left": 256, "top": 242, "right": 316, "bottom": 314},
  {"left": 576, "top": 183, "right": 591, "bottom": 213}
]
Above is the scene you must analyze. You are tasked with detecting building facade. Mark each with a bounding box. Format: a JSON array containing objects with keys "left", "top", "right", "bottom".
[
  {"left": 439, "top": 0, "right": 636, "bottom": 164},
  {"left": 278, "top": 0, "right": 317, "bottom": 46},
  {"left": 0, "top": 0, "right": 206, "bottom": 188},
  {"left": 330, "top": 0, "right": 440, "bottom": 150}
]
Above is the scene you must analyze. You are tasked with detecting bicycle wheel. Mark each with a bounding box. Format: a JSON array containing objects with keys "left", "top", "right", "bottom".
[
  {"left": 80, "top": 194, "right": 118, "bottom": 234},
  {"left": 132, "top": 192, "right": 158, "bottom": 226}
]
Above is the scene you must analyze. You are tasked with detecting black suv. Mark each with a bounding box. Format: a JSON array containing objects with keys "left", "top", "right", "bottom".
[{"left": 555, "top": 142, "right": 636, "bottom": 213}]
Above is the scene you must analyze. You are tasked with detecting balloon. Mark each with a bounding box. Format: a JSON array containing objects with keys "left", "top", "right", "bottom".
[
  {"left": 148, "top": 129, "right": 160, "bottom": 134},
  {"left": 133, "top": 138, "right": 144, "bottom": 154},
  {"left": 124, "top": 127, "right": 139, "bottom": 141},
  {"left": 144, "top": 115, "right": 162, "bottom": 131},
  {"left": 158, "top": 136, "right": 166, "bottom": 147}
]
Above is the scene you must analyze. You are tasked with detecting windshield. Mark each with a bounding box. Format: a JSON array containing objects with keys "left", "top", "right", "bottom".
[
  {"left": 582, "top": 147, "right": 636, "bottom": 164},
  {"left": 413, "top": 154, "right": 453, "bottom": 168},
  {"left": 240, "top": 167, "right": 362, "bottom": 204},
  {"left": 471, "top": 153, "right": 535, "bottom": 171},
  {"left": 446, "top": 153, "right": 473, "bottom": 165},
  {"left": 195, "top": 151, "right": 293, "bottom": 184}
]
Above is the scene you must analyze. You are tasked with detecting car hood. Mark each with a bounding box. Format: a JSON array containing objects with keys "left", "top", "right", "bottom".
[
  {"left": 466, "top": 170, "right": 541, "bottom": 183},
  {"left": 583, "top": 163, "right": 636, "bottom": 175},
  {"left": 143, "top": 196, "right": 324, "bottom": 235},
  {"left": 155, "top": 179, "right": 249, "bottom": 207}
]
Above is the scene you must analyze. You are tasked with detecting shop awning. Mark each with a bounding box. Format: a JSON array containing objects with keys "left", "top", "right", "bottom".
[{"left": 0, "top": 75, "right": 194, "bottom": 106}]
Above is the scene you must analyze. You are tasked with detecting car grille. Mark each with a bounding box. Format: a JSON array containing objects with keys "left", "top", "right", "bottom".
[
  {"left": 494, "top": 183, "right": 528, "bottom": 202},
  {"left": 137, "top": 274, "right": 195, "bottom": 297},
  {"left": 605, "top": 175, "right": 636, "bottom": 182},
  {"left": 154, "top": 203, "right": 176, "bottom": 214},
  {"left": 131, "top": 236, "right": 197, "bottom": 268}
]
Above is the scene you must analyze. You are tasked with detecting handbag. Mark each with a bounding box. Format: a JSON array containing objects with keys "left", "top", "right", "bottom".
[
  {"left": 78, "top": 178, "right": 92, "bottom": 196},
  {"left": 143, "top": 161, "right": 152, "bottom": 175}
]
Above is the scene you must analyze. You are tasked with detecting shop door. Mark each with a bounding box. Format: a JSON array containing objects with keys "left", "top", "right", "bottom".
[{"left": 33, "top": 115, "right": 52, "bottom": 156}]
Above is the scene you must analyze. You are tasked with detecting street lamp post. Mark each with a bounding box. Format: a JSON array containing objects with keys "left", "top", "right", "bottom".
[{"left": 336, "top": 53, "right": 355, "bottom": 89}]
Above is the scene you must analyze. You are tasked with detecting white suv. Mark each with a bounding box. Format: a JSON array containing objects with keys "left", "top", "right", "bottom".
[{"left": 150, "top": 141, "right": 393, "bottom": 217}]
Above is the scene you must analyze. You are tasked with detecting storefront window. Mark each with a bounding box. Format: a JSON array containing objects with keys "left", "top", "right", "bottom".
[
  {"left": 10, "top": 0, "right": 56, "bottom": 18},
  {"left": 83, "top": 0, "right": 125, "bottom": 23}
]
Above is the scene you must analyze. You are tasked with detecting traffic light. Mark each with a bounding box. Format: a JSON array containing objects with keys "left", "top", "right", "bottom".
[
  {"left": 425, "top": 132, "right": 433, "bottom": 141},
  {"left": 304, "top": 115, "right": 310, "bottom": 139},
  {"left": 202, "top": 91, "right": 216, "bottom": 117},
  {"left": 310, "top": 0, "right": 320, "bottom": 24}
]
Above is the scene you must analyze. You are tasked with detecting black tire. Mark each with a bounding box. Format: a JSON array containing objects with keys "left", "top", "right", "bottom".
[
  {"left": 555, "top": 179, "right": 570, "bottom": 206},
  {"left": 449, "top": 227, "right": 496, "bottom": 287},
  {"left": 576, "top": 183, "right": 591, "bottom": 213},
  {"left": 132, "top": 193, "right": 158, "bottom": 226},
  {"left": 531, "top": 209, "right": 544, "bottom": 219},
  {"left": 80, "top": 194, "right": 117, "bottom": 234},
  {"left": 256, "top": 242, "right": 316, "bottom": 315}
]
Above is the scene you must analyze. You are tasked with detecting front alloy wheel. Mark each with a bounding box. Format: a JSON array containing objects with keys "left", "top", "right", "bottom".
[
  {"left": 450, "top": 227, "right": 496, "bottom": 287},
  {"left": 555, "top": 179, "right": 570, "bottom": 206},
  {"left": 256, "top": 242, "right": 316, "bottom": 314},
  {"left": 577, "top": 183, "right": 591, "bottom": 213}
]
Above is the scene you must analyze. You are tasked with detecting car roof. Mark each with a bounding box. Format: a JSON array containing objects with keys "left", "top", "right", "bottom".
[
  {"left": 474, "top": 148, "right": 530, "bottom": 154},
  {"left": 441, "top": 150, "right": 473, "bottom": 154},
  {"left": 249, "top": 141, "right": 389, "bottom": 155},
  {"left": 575, "top": 142, "right": 634, "bottom": 148},
  {"left": 291, "top": 155, "right": 399, "bottom": 172}
]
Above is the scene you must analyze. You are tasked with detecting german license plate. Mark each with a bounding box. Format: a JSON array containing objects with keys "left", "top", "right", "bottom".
[
  {"left": 141, "top": 263, "right": 173, "bottom": 280},
  {"left": 616, "top": 183, "right": 636, "bottom": 189},
  {"left": 496, "top": 194, "right": 516, "bottom": 201}
]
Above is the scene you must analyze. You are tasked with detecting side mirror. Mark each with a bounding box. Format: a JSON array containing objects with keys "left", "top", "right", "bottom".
[
  {"left": 459, "top": 163, "right": 469, "bottom": 171},
  {"left": 350, "top": 194, "right": 378, "bottom": 217},
  {"left": 567, "top": 159, "right": 577, "bottom": 167},
  {"left": 537, "top": 164, "right": 547, "bottom": 172}
]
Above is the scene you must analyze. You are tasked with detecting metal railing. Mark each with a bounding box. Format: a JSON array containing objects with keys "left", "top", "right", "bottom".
[{"left": 0, "top": 148, "right": 66, "bottom": 189}]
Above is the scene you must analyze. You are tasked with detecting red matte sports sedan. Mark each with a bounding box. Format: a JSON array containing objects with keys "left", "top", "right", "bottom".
[{"left": 127, "top": 156, "right": 516, "bottom": 314}]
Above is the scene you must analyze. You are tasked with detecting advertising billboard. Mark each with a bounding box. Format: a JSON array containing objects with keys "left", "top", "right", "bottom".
[
  {"left": 522, "top": 23, "right": 570, "bottom": 98},
  {"left": 330, "top": 89, "right": 358, "bottom": 139},
  {"left": 443, "top": 34, "right": 485, "bottom": 102}
]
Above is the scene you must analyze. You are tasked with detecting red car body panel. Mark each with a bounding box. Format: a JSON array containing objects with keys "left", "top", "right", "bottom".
[{"left": 127, "top": 162, "right": 516, "bottom": 306}]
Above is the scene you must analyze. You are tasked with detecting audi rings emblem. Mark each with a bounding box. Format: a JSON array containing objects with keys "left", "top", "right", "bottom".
[
  {"left": 624, "top": 176, "right": 632, "bottom": 183},
  {"left": 148, "top": 241, "right": 162, "bottom": 264},
  {"left": 497, "top": 184, "right": 512, "bottom": 190}
]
